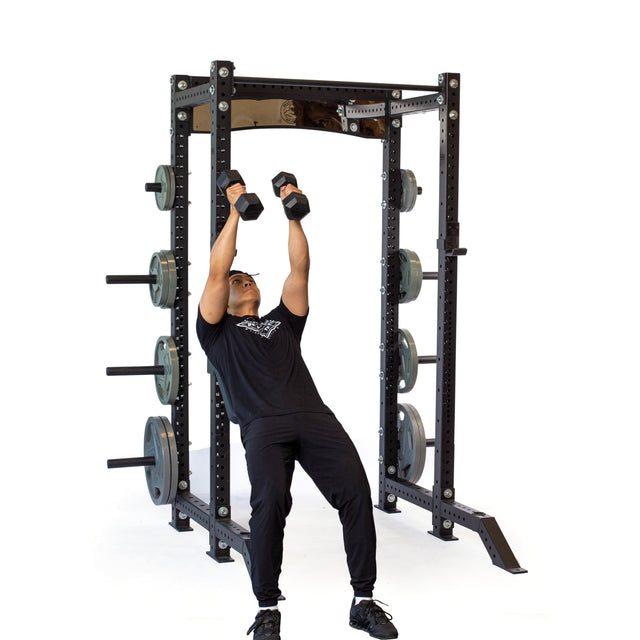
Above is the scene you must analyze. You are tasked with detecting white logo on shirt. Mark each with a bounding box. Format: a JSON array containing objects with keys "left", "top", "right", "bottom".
[{"left": 236, "top": 318, "right": 281, "bottom": 340}]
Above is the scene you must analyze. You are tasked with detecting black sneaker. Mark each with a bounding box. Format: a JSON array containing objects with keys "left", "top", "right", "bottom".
[
  {"left": 349, "top": 599, "right": 398, "bottom": 639},
  {"left": 246, "top": 609, "right": 281, "bottom": 639}
]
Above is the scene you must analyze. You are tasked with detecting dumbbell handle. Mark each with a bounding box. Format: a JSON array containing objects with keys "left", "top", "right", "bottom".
[
  {"left": 107, "top": 456, "right": 156, "bottom": 469},
  {"left": 106, "top": 275, "right": 157, "bottom": 284},
  {"left": 106, "top": 366, "right": 165, "bottom": 376}
]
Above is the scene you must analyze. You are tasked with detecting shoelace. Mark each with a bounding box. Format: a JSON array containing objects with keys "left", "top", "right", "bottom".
[
  {"left": 361, "top": 599, "right": 394, "bottom": 624},
  {"left": 247, "top": 610, "right": 279, "bottom": 636}
]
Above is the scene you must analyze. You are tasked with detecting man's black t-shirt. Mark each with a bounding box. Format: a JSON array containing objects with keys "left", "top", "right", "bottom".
[{"left": 196, "top": 300, "right": 332, "bottom": 427}]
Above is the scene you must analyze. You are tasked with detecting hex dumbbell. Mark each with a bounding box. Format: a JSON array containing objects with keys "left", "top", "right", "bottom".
[
  {"left": 216, "top": 170, "right": 264, "bottom": 220},
  {"left": 271, "top": 171, "right": 310, "bottom": 220}
]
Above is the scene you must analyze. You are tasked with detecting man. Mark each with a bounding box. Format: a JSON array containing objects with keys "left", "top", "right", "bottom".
[{"left": 196, "top": 178, "right": 399, "bottom": 640}]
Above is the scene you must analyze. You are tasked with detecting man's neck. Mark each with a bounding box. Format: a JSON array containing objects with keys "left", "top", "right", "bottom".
[{"left": 229, "top": 304, "right": 260, "bottom": 317}]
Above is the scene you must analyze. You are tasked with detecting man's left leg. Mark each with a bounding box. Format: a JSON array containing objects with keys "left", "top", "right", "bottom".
[
  {"left": 296, "top": 412, "right": 377, "bottom": 597},
  {"left": 296, "top": 413, "right": 398, "bottom": 638}
]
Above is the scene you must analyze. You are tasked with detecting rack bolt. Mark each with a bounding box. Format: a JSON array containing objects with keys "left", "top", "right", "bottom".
[
  {"left": 387, "top": 494, "right": 396, "bottom": 503},
  {"left": 449, "top": 79, "right": 459, "bottom": 89},
  {"left": 380, "top": 286, "right": 386, "bottom": 295},
  {"left": 349, "top": 122, "right": 359, "bottom": 133},
  {"left": 378, "top": 428, "right": 384, "bottom": 436},
  {"left": 378, "top": 456, "right": 384, "bottom": 463},
  {"left": 391, "top": 118, "right": 401, "bottom": 128},
  {"left": 177, "top": 80, "right": 187, "bottom": 90},
  {"left": 209, "top": 85, "right": 215, "bottom": 95},
  {"left": 449, "top": 110, "right": 458, "bottom": 120},
  {"left": 218, "top": 506, "right": 229, "bottom": 517},
  {"left": 381, "top": 172, "right": 387, "bottom": 180},
  {"left": 443, "top": 488, "right": 453, "bottom": 499},
  {"left": 392, "top": 90, "right": 401, "bottom": 99},
  {"left": 177, "top": 111, "right": 188, "bottom": 121},
  {"left": 381, "top": 201, "right": 387, "bottom": 209},
  {"left": 178, "top": 480, "right": 188, "bottom": 490},
  {"left": 178, "top": 512, "right": 188, "bottom": 520},
  {"left": 218, "top": 540, "right": 228, "bottom": 549},
  {"left": 437, "top": 95, "right": 444, "bottom": 105},
  {"left": 379, "top": 371, "right": 385, "bottom": 380},
  {"left": 170, "top": 77, "right": 174, "bottom": 85},
  {"left": 336, "top": 106, "right": 344, "bottom": 116},
  {"left": 218, "top": 101, "right": 229, "bottom": 112},
  {"left": 380, "top": 258, "right": 386, "bottom": 266},
  {"left": 379, "top": 343, "right": 385, "bottom": 351},
  {"left": 438, "top": 74, "right": 444, "bottom": 85},
  {"left": 219, "top": 67, "right": 229, "bottom": 78},
  {"left": 387, "top": 466, "right": 396, "bottom": 475},
  {"left": 169, "top": 128, "right": 174, "bottom": 136},
  {"left": 443, "top": 519, "right": 453, "bottom": 529}
]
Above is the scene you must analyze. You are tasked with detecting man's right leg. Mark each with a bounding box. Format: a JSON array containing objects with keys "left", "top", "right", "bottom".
[{"left": 242, "top": 418, "right": 296, "bottom": 607}]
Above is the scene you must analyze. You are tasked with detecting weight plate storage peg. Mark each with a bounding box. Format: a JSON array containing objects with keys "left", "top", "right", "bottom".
[
  {"left": 149, "top": 250, "right": 177, "bottom": 308},
  {"left": 145, "top": 165, "right": 176, "bottom": 211},
  {"left": 154, "top": 336, "right": 179, "bottom": 405},
  {"left": 397, "top": 403, "right": 427, "bottom": 483},
  {"left": 106, "top": 416, "right": 178, "bottom": 506},
  {"left": 399, "top": 248, "right": 423, "bottom": 303},
  {"left": 105, "top": 250, "right": 177, "bottom": 309}
]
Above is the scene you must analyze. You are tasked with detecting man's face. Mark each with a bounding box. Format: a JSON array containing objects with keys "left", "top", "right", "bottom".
[{"left": 228, "top": 273, "right": 261, "bottom": 311}]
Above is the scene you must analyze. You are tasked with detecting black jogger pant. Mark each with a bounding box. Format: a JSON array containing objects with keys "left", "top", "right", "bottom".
[{"left": 241, "top": 412, "right": 377, "bottom": 607}]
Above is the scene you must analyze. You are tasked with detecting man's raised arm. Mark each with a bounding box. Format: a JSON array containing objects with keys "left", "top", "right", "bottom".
[
  {"left": 281, "top": 184, "right": 310, "bottom": 316},
  {"left": 199, "top": 183, "right": 245, "bottom": 324}
]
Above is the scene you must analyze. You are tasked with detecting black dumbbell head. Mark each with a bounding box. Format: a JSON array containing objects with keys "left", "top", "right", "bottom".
[
  {"left": 272, "top": 171, "right": 298, "bottom": 197},
  {"left": 236, "top": 193, "right": 264, "bottom": 221},
  {"left": 283, "top": 193, "right": 310, "bottom": 220},
  {"left": 217, "top": 169, "right": 245, "bottom": 191}
]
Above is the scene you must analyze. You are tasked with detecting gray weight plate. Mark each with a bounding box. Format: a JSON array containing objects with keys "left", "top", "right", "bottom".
[
  {"left": 399, "top": 248, "right": 422, "bottom": 303},
  {"left": 398, "top": 328, "right": 419, "bottom": 393},
  {"left": 144, "top": 416, "right": 178, "bottom": 505},
  {"left": 397, "top": 403, "right": 427, "bottom": 483},
  {"left": 154, "top": 165, "right": 176, "bottom": 211},
  {"left": 149, "top": 250, "right": 177, "bottom": 308},
  {"left": 154, "top": 336, "right": 179, "bottom": 405},
  {"left": 400, "top": 169, "right": 418, "bottom": 212}
]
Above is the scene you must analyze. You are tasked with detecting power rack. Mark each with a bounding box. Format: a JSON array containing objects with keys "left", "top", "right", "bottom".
[{"left": 106, "top": 60, "right": 526, "bottom": 578}]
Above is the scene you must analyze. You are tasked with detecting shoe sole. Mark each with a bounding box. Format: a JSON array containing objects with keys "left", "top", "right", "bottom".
[{"left": 349, "top": 620, "right": 398, "bottom": 639}]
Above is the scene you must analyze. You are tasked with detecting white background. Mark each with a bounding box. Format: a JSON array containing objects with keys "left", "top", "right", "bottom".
[{"left": 3, "top": 1, "right": 639, "bottom": 638}]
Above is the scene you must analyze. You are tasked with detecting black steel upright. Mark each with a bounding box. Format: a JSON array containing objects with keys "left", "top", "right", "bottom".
[
  {"left": 431, "top": 72, "right": 462, "bottom": 541},
  {"left": 378, "top": 92, "right": 403, "bottom": 513},
  {"left": 169, "top": 73, "right": 192, "bottom": 533}
]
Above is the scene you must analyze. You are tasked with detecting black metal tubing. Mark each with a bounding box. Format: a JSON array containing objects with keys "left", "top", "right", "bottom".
[
  {"left": 431, "top": 73, "right": 462, "bottom": 541},
  {"left": 168, "top": 74, "right": 192, "bottom": 533},
  {"left": 377, "top": 97, "right": 403, "bottom": 513},
  {"left": 106, "top": 366, "right": 164, "bottom": 376},
  {"left": 107, "top": 456, "right": 156, "bottom": 469},
  {"left": 106, "top": 275, "right": 156, "bottom": 284},
  {"left": 208, "top": 60, "right": 235, "bottom": 562},
  {"left": 237, "top": 76, "right": 439, "bottom": 93},
  {"left": 175, "top": 493, "right": 209, "bottom": 529}
]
